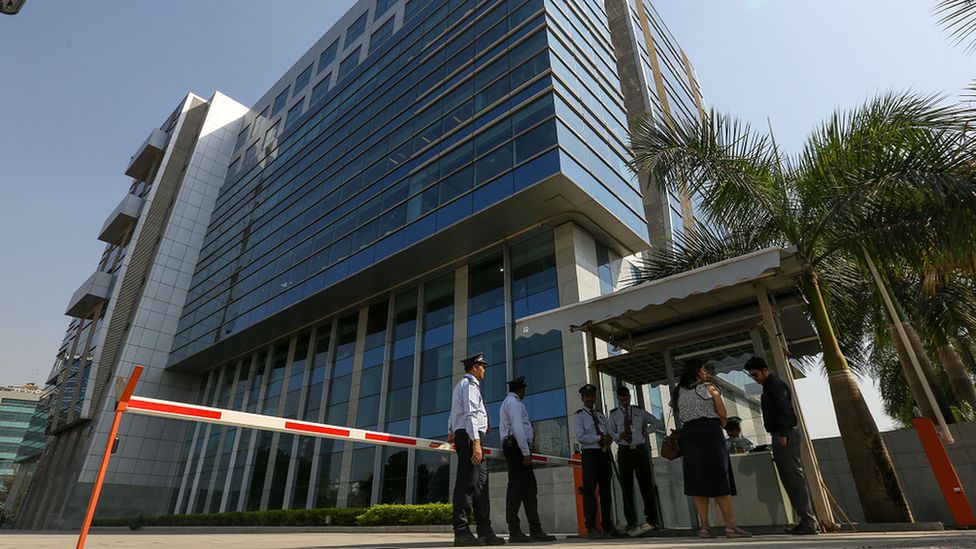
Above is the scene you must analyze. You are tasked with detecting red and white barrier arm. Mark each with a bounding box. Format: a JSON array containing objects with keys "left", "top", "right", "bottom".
[{"left": 127, "top": 396, "right": 581, "bottom": 467}]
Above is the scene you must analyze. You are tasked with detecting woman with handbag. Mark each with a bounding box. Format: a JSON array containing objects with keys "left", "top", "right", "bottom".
[{"left": 672, "top": 360, "right": 751, "bottom": 539}]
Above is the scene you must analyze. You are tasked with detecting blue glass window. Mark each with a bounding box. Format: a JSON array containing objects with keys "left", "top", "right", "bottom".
[
  {"left": 243, "top": 143, "right": 257, "bottom": 167},
  {"left": 294, "top": 63, "right": 313, "bottom": 93},
  {"left": 404, "top": 0, "right": 427, "bottom": 22},
  {"left": 234, "top": 124, "right": 250, "bottom": 151},
  {"left": 286, "top": 101, "right": 305, "bottom": 129},
  {"left": 226, "top": 157, "right": 239, "bottom": 179},
  {"left": 338, "top": 47, "right": 361, "bottom": 81},
  {"left": 318, "top": 39, "right": 339, "bottom": 74},
  {"left": 345, "top": 12, "right": 369, "bottom": 48},
  {"left": 370, "top": 16, "right": 395, "bottom": 55},
  {"left": 263, "top": 120, "right": 280, "bottom": 151},
  {"left": 376, "top": 0, "right": 396, "bottom": 16},
  {"left": 271, "top": 86, "right": 290, "bottom": 117},
  {"left": 311, "top": 74, "right": 331, "bottom": 105}
]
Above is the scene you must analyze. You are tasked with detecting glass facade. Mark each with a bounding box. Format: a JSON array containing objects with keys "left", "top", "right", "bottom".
[
  {"left": 170, "top": 0, "right": 646, "bottom": 367},
  {"left": 174, "top": 228, "right": 577, "bottom": 511},
  {"left": 609, "top": 0, "right": 708, "bottom": 243},
  {"left": 0, "top": 393, "right": 44, "bottom": 479},
  {"left": 162, "top": 0, "right": 702, "bottom": 516}
]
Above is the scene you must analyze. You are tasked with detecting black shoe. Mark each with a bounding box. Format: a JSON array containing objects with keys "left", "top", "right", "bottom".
[
  {"left": 455, "top": 532, "right": 485, "bottom": 546},
  {"left": 607, "top": 528, "right": 629, "bottom": 538},
  {"left": 585, "top": 529, "right": 611, "bottom": 539},
  {"left": 508, "top": 531, "right": 533, "bottom": 543},
  {"left": 789, "top": 525, "right": 820, "bottom": 535},
  {"left": 481, "top": 534, "right": 507, "bottom": 545},
  {"left": 530, "top": 531, "right": 556, "bottom": 542}
]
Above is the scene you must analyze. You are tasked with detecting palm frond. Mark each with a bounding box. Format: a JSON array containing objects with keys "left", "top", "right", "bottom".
[
  {"left": 795, "top": 91, "right": 976, "bottom": 265},
  {"left": 628, "top": 110, "right": 788, "bottom": 241},
  {"left": 935, "top": 0, "right": 976, "bottom": 53},
  {"left": 814, "top": 252, "right": 883, "bottom": 374},
  {"left": 625, "top": 221, "right": 774, "bottom": 286}
]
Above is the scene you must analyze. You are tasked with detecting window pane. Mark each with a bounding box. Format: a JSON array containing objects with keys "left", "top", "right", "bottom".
[
  {"left": 318, "top": 40, "right": 339, "bottom": 73},
  {"left": 294, "top": 63, "right": 313, "bottom": 93},
  {"left": 286, "top": 101, "right": 305, "bottom": 129},
  {"left": 271, "top": 86, "right": 290, "bottom": 116},
  {"left": 345, "top": 12, "right": 369, "bottom": 48},
  {"left": 311, "top": 74, "right": 331, "bottom": 105},
  {"left": 338, "top": 47, "right": 362, "bottom": 80}
]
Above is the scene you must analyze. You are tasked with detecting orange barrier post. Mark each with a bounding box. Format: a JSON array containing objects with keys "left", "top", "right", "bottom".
[
  {"left": 573, "top": 452, "right": 586, "bottom": 537},
  {"left": 913, "top": 417, "right": 976, "bottom": 527},
  {"left": 76, "top": 365, "right": 144, "bottom": 549}
]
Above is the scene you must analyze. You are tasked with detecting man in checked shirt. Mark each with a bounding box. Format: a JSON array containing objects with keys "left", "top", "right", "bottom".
[
  {"left": 499, "top": 376, "right": 556, "bottom": 543},
  {"left": 609, "top": 385, "right": 662, "bottom": 537}
]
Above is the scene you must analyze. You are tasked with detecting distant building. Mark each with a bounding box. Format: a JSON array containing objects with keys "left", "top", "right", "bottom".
[
  {"left": 2, "top": 387, "right": 50, "bottom": 520},
  {"left": 0, "top": 387, "right": 44, "bottom": 481},
  {"left": 21, "top": 0, "right": 708, "bottom": 529}
]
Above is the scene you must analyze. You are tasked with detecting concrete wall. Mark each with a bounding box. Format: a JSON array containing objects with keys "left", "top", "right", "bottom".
[
  {"left": 488, "top": 466, "right": 577, "bottom": 535},
  {"left": 814, "top": 422, "right": 976, "bottom": 525}
]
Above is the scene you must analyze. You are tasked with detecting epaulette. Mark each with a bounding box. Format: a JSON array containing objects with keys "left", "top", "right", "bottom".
[{"left": 575, "top": 409, "right": 585, "bottom": 414}]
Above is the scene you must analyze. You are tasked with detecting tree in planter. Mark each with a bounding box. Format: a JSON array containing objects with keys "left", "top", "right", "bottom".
[{"left": 628, "top": 91, "right": 976, "bottom": 522}]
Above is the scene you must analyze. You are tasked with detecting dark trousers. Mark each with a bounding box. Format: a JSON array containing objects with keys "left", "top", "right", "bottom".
[
  {"left": 772, "top": 429, "right": 817, "bottom": 528},
  {"left": 453, "top": 429, "right": 492, "bottom": 536},
  {"left": 581, "top": 448, "right": 613, "bottom": 531},
  {"left": 503, "top": 437, "right": 542, "bottom": 535},
  {"left": 617, "top": 446, "right": 658, "bottom": 527}
]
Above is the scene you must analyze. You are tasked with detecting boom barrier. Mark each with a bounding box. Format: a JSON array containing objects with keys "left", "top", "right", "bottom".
[
  {"left": 125, "top": 395, "right": 581, "bottom": 467},
  {"left": 76, "top": 366, "right": 581, "bottom": 548}
]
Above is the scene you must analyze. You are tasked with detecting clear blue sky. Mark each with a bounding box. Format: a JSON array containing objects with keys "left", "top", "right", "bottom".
[{"left": 0, "top": 1, "right": 971, "bottom": 438}]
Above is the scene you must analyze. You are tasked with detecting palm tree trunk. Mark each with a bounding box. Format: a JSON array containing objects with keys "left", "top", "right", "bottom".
[
  {"left": 940, "top": 344, "right": 976, "bottom": 412},
  {"left": 890, "top": 323, "right": 956, "bottom": 422},
  {"left": 800, "top": 272, "right": 914, "bottom": 523}
]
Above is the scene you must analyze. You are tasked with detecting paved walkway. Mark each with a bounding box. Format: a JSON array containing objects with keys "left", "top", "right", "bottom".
[{"left": 3, "top": 531, "right": 976, "bottom": 549}]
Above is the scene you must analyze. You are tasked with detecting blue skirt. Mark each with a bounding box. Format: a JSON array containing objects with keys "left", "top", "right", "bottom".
[{"left": 681, "top": 418, "right": 737, "bottom": 497}]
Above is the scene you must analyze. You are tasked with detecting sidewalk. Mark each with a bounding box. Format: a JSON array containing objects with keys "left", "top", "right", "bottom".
[{"left": 3, "top": 531, "right": 975, "bottom": 549}]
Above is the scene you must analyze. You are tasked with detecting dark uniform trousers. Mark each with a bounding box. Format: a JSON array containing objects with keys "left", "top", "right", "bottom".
[
  {"left": 772, "top": 428, "right": 817, "bottom": 528},
  {"left": 453, "top": 429, "right": 492, "bottom": 536},
  {"left": 581, "top": 448, "right": 613, "bottom": 531},
  {"left": 503, "top": 436, "right": 543, "bottom": 535},
  {"left": 617, "top": 446, "right": 658, "bottom": 527}
]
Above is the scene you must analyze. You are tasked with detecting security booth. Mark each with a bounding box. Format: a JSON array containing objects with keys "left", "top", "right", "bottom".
[{"left": 515, "top": 247, "right": 837, "bottom": 531}]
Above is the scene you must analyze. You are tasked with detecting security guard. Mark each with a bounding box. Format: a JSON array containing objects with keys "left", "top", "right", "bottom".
[
  {"left": 449, "top": 353, "right": 505, "bottom": 546},
  {"left": 499, "top": 376, "right": 557, "bottom": 543},
  {"left": 609, "top": 386, "right": 661, "bottom": 537},
  {"left": 572, "top": 383, "right": 617, "bottom": 539}
]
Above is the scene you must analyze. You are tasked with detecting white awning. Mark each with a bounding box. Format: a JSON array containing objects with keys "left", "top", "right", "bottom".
[{"left": 514, "top": 247, "right": 819, "bottom": 385}]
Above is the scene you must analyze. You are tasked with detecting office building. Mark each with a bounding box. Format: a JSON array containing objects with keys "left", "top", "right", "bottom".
[
  {"left": 20, "top": 92, "right": 249, "bottom": 527},
  {"left": 0, "top": 387, "right": 44, "bottom": 481},
  {"left": 20, "top": 0, "right": 707, "bottom": 528}
]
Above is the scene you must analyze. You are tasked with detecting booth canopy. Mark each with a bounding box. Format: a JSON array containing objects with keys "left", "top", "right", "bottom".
[{"left": 514, "top": 247, "right": 821, "bottom": 385}]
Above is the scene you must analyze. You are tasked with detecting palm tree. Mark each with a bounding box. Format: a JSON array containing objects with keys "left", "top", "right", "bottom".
[
  {"left": 628, "top": 91, "right": 976, "bottom": 522},
  {"left": 936, "top": 0, "right": 976, "bottom": 53}
]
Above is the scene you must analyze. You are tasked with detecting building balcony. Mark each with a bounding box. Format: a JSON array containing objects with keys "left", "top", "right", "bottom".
[
  {"left": 97, "top": 193, "right": 144, "bottom": 244},
  {"left": 65, "top": 270, "right": 114, "bottom": 318},
  {"left": 124, "top": 127, "right": 168, "bottom": 180}
]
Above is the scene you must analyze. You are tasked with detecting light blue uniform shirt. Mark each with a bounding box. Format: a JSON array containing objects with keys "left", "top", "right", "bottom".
[
  {"left": 608, "top": 405, "right": 661, "bottom": 447},
  {"left": 500, "top": 392, "right": 533, "bottom": 456},
  {"left": 448, "top": 373, "right": 488, "bottom": 441},
  {"left": 572, "top": 406, "right": 611, "bottom": 450}
]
